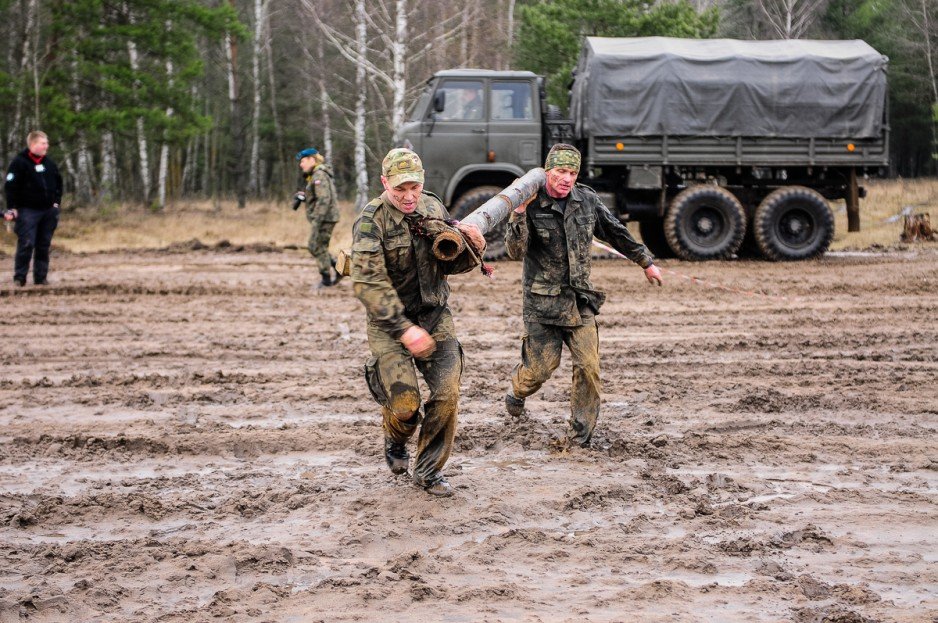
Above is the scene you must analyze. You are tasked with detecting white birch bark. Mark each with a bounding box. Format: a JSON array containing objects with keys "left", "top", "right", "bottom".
[
  {"left": 125, "top": 4, "right": 151, "bottom": 203},
  {"left": 390, "top": 0, "right": 407, "bottom": 135},
  {"left": 157, "top": 52, "right": 174, "bottom": 211},
  {"left": 316, "top": 37, "right": 333, "bottom": 164},
  {"left": 353, "top": 0, "right": 369, "bottom": 209},
  {"left": 248, "top": 0, "right": 265, "bottom": 194},
  {"left": 101, "top": 131, "right": 117, "bottom": 199}
]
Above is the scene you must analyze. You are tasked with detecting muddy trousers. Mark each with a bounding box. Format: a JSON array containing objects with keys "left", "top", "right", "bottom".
[
  {"left": 307, "top": 218, "right": 337, "bottom": 273},
  {"left": 510, "top": 317, "right": 601, "bottom": 445},
  {"left": 365, "top": 311, "right": 462, "bottom": 486},
  {"left": 13, "top": 207, "right": 59, "bottom": 283}
]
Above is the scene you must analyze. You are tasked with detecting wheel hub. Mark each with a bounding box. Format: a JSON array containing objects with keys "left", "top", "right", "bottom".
[{"left": 696, "top": 216, "right": 715, "bottom": 235}]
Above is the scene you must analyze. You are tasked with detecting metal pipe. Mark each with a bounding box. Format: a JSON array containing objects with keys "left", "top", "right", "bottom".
[{"left": 459, "top": 167, "right": 546, "bottom": 235}]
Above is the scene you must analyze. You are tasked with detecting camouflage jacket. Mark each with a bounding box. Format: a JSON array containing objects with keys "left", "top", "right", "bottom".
[
  {"left": 351, "top": 191, "right": 477, "bottom": 338},
  {"left": 304, "top": 164, "right": 338, "bottom": 223},
  {"left": 505, "top": 184, "right": 653, "bottom": 326}
]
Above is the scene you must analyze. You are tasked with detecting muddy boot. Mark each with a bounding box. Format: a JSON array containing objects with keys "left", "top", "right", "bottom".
[
  {"left": 384, "top": 438, "right": 410, "bottom": 475},
  {"left": 421, "top": 476, "right": 453, "bottom": 497},
  {"left": 316, "top": 270, "right": 333, "bottom": 289},
  {"left": 505, "top": 391, "right": 525, "bottom": 417},
  {"left": 330, "top": 257, "right": 344, "bottom": 285}
]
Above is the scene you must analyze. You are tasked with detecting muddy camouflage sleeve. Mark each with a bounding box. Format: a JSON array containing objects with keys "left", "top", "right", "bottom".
[
  {"left": 505, "top": 209, "right": 528, "bottom": 260},
  {"left": 351, "top": 214, "right": 413, "bottom": 339},
  {"left": 593, "top": 199, "right": 653, "bottom": 268}
]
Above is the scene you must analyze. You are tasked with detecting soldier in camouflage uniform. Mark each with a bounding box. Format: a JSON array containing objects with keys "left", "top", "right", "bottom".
[
  {"left": 351, "top": 148, "right": 484, "bottom": 497},
  {"left": 504, "top": 143, "right": 664, "bottom": 446},
  {"left": 294, "top": 147, "right": 341, "bottom": 288}
]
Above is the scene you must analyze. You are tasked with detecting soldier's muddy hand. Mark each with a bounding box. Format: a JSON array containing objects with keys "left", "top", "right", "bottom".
[
  {"left": 401, "top": 325, "right": 437, "bottom": 358},
  {"left": 456, "top": 222, "right": 485, "bottom": 252},
  {"left": 514, "top": 192, "right": 537, "bottom": 215},
  {"left": 644, "top": 264, "right": 663, "bottom": 286}
]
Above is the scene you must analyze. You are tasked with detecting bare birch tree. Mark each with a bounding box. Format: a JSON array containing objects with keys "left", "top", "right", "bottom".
[
  {"left": 125, "top": 4, "right": 151, "bottom": 203},
  {"left": 248, "top": 0, "right": 266, "bottom": 195},
  {"left": 755, "top": 0, "right": 829, "bottom": 39},
  {"left": 353, "top": 0, "right": 369, "bottom": 209}
]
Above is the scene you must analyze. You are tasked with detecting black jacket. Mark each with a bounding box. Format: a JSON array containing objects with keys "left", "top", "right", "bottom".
[{"left": 4, "top": 149, "right": 63, "bottom": 211}]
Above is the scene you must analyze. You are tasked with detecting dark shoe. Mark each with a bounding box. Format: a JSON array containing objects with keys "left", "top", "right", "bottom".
[
  {"left": 13, "top": 277, "right": 26, "bottom": 287},
  {"left": 330, "top": 258, "right": 344, "bottom": 285},
  {"left": 422, "top": 477, "right": 453, "bottom": 497},
  {"left": 384, "top": 438, "right": 409, "bottom": 475},
  {"left": 315, "top": 270, "right": 333, "bottom": 290},
  {"left": 34, "top": 279, "right": 47, "bottom": 286},
  {"left": 505, "top": 391, "right": 525, "bottom": 417}
]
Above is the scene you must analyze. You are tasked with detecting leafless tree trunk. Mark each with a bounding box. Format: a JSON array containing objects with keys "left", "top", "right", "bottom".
[
  {"left": 353, "top": 0, "right": 369, "bottom": 209},
  {"left": 101, "top": 131, "right": 117, "bottom": 200},
  {"left": 390, "top": 0, "right": 407, "bottom": 134},
  {"left": 157, "top": 49, "right": 175, "bottom": 211},
  {"left": 225, "top": 4, "right": 248, "bottom": 209},
  {"left": 125, "top": 4, "right": 151, "bottom": 204},
  {"left": 756, "top": 0, "right": 828, "bottom": 39},
  {"left": 263, "top": 4, "right": 286, "bottom": 194},
  {"left": 248, "top": 0, "right": 266, "bottom": 195},
  {"left": 316, "top": 37, "right": 334, "bottom": 164},
  {"left": 7, "top": 0, "right": 37, "bottom": 151}
]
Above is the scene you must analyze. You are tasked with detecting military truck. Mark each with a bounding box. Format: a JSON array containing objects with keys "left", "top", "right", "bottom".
[{"left": 396, "top": 37, "right": 889, "bottom": 260}]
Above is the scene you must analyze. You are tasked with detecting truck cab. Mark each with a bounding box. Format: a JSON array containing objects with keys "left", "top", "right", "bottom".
[{"left": 396, "top": 70, "right": 545, "bottom": 256}]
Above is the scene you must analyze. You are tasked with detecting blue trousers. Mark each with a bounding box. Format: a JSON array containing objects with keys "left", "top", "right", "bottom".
[{"left": 13, "top": 207, "right": 59, "bottom": 283}]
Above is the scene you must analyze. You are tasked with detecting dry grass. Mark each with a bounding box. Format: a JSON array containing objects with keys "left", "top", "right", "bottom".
[
  {"left": 2, "top": 178, "right": 937, "bottom": 255},
  {"left": 0, "top": 198, "right": 358, "bottom": 255}
]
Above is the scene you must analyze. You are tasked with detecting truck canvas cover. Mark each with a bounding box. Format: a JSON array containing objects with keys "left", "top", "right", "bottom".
[{"left": 570, "top": 37, "right": 888, "bottom": 139}]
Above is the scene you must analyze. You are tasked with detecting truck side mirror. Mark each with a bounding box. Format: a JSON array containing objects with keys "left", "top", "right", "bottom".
[{"left": 432, "top": 91, "right": 446, "bottom": 114}]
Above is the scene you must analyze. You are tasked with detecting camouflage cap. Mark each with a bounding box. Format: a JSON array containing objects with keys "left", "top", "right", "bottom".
[
  {"left": 382, "top": 148, "right": 424, "bottom": 187},
  {"left": 545, "top": 143, "right": 581, "bottom": 172}
]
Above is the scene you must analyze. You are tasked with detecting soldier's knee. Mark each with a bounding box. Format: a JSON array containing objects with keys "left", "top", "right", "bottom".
[{"left": 388, "top": 387, "right": 420, "bottom": 421}]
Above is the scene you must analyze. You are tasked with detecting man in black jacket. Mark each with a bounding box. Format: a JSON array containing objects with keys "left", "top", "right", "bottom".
[{"left": 4, "top": 131, "right": 63, "bottom": 286}]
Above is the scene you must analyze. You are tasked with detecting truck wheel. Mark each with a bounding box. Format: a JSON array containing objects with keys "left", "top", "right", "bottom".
[
  {"left": 664, "top": 186, "right": 746, "bottom": 260},
  {"left": 451, "top": 185, "right": 507, "bottom": 260},
  {"left": 638, "top": 219, "right": 675, "bottom": 259},
  {"left": 754, "top": 186, "right": 834, "bottom": 261}
]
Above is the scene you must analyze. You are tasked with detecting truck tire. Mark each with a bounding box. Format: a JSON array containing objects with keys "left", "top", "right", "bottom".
[
  {"left": 753, "top": 186, "right": 834, "bottom": 261},
  {"left": 450, "top": 185, "right": 507, "bottom": 260},
  {"left": 664, "top": 185, "right": 746, "bottom": 261},
  {"left": 638, "top": 219, "right": 675, "bottom": 259}
]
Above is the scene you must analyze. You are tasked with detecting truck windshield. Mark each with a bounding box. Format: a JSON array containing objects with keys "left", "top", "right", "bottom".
[
  {"left": 408, "top": 84, "right": 433, "bottom": 122},
  {"left": 436, "top": 80, "right": 484, "bottom": 121}
]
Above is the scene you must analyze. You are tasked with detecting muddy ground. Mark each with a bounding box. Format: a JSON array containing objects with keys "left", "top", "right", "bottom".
[{"left": 0, "top": 247, "right": 935, "bottom": 623}]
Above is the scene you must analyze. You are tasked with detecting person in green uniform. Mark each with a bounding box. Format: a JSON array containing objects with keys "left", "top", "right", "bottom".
[
  {"left": 504, "top": 143, "right": 663, "bottom": 447},
  {"left": 294, "top": 147, "right": 341, "bottom": 288},
  {"left": 350, "top": 148, "right": 484, "bottom": 497}
]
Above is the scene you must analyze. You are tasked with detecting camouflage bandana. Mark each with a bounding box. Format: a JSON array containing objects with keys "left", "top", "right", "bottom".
[
  {"left": 382, "top": 148, "right": 424, "bottom": 187},
  {"left": 545, "top": 145, "right": 581, "bottom": 172}
]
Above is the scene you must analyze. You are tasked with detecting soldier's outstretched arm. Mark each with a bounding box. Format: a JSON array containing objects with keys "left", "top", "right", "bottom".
[{"left": 593, "top": 198, "right": 654, "bottom": 269}]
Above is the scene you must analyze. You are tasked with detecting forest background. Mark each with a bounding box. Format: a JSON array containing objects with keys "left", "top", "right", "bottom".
[{"left": 1, "top": 0, "right": 936, "bottom": 213}]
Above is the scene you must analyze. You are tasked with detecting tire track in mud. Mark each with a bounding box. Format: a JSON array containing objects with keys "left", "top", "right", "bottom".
[{"left": 1, "top": 250, "right": 936, "bottom": 622}]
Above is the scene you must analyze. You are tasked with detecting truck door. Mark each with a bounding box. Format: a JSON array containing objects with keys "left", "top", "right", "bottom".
[
  {"left": 420, "top": 79, "right": 487, "bottom": 199},
  {"left": 487, "top": 80, "right": 541, "bottom": 171}
]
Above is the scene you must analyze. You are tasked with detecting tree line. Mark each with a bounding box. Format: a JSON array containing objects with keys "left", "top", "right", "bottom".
[{"left": 1, "top": 0, "right": 936, "bottom": 210}]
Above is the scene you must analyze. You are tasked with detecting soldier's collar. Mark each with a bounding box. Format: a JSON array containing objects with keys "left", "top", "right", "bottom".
[
  {"left": 538, "top": 187, "right": 582, "bottom": 213},
  {"left": 382, "top": 192, "right": 432, "bottom": 224}
]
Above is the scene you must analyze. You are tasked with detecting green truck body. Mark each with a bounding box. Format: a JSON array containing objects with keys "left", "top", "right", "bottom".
[{"left": 396, "top": 37, "right": 889, "bottom": 261}]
